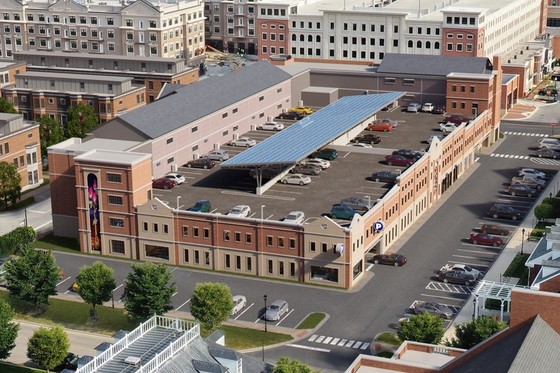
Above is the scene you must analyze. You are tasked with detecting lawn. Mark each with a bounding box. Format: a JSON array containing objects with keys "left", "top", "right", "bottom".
[
  {"left": 296, "top": 312, "right": 326, "bottom": 329},
  {"left": 504, "top": 253, "right": 530, "bottom": 286},
  {"left": 0, "top": 363, "right": 43, "bottom": 373},
  {"left": 32, "top": 234, "right": 80, "bottom": 253}
]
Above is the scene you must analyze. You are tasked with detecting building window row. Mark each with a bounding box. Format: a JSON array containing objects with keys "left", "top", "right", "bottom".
[
  {"left": 445, "top": 16, "right": 476, "bottom": 26},
  {"left": 407, "top": 26, "right": 440, "bottom": 35},
  {"left": 407, "top": 40, "right": 441, "bottom": 49}
]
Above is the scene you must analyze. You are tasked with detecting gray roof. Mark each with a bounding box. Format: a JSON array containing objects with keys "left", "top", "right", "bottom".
[
  {"left": 117, "top": 61, "right": 292, "bottom": 139},
  {"left": 192, "top": 360, "right": 228, "bottom": 373},
  {"left": 209, "top": 345, "right": 241, "bottom": 360},
  {"left": 17, "top": 71, "right": 131, "bottom": 83},
  {"left": 157, "top": 83, "right": 187, "bottom": 100},
  {"left": 14, "top": 50, "right": 185, "bottom": 64},
  {"left": 444, "top": 315, "right": 560, "bottom": 373},
  {"left": 377, "top": 53, "right": 493, "bottom": 76}
]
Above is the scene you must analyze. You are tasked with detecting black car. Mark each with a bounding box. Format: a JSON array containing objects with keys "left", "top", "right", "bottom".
[
  {"left": 433, "top": 105, "right": 446, "bottom": 114},
  {"left": 290, "top": 164, "right": 322, "bottom": 175},
  {"left": 53, "top": 353, "right": 79, "bottom": 372},
  {"left": 508, "top": 184, "right": 537, "bottom": 197},
  {"left": 371, "top": 171, "right": 399, "bottom": 183},
  {"left": 489, "top": 203, "right": 524, "bottom": 221},
  {"left": 531, "top": 148, "right": 560, "bottom": 159},
  {"left": 340, "top": 197, "right": 374, "bottom": 212},
  {"left": 392, "top": 149, "right": 424, "bottom": 160},
  {"left": 353, "top": 134, "right": 382, "bottom": 144},
  {"left": 276, "top": 111, "right": 304, "bottom": 120},
  {"left": 370, "top": 253, "right": 407, "bottom": 266},
  {"left": 311, "top": 148, "right": 338, "bottom": 160},
  {"left": 185, "top": 158, "right": 216, "bottom": 169}
]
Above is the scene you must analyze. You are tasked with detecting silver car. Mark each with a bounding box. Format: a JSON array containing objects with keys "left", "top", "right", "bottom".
[
  {"left": 264, "top": 299, "right": 289, "bottom": 321},
  {"left": 227, "top": 205, "right": 252, "bottom": 218},
  {"left": 280, "top": 174, "right": 311, "bottom": 185},
  {"left": 413, "top": 301, "right": 453, "bottom": 319},
  {"left": 204, "top": 150, "right": 230, "bottom": 161},
  {"left": 230, "top": 137, "right": 257, "bottom": 147},
  {"left": 284, "top": 211, "right": 305, "bottom": 224},
  {"left": 231, "top": 295, "right": 247, "bottom": 316}
]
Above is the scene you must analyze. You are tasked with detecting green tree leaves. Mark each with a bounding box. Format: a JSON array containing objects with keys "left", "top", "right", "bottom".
[
  {"left": 39, "top": 116, "right": 65, "bottom": 158},
  {"left": 66, "top": 103, "right": 98, "bottom": 138},
  {"left": 190, "top": 283, "right": 233, "bottom": 332},
  {"left": 27, "top": 325, "right": 69, "bottom": 372},
  {"left": 0, "top": 98, "right": 17, "bottom": 114},
  {"left": 397, "top": 313, "right": 445, "bottom": 344},
  {"left": 0, "top": 298, "right": 19, "bottom": 359},
  {"left": 445, "top": 316, "right": 506, "bottom": 349},
  {"left": 76, "top": 261, "right": 116, "bottom": 320},
  {"left": 0, "top": 162, "right": 22, "bottom": 209},
  {"left": 273, "top": 357, "right": 316, "bottom": 373}
]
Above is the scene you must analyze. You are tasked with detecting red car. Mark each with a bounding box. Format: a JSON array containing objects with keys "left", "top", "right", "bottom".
[
  {"left": 469, "top": 233, "right": 503, "bottom": 247},
  {"left": 152, "top": 177, "right": 176, "bottom": 189},
  {"left": 367, "top": 121, "right": 393, "bottom": 132},
  {"left": 384, "top": 155, "right": 415, "bottom": 167}
]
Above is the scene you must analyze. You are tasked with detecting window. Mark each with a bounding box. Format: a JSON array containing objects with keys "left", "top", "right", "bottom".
[
  {"left": 153, "top": 223, "right": 159, "bottom": 233},
  {"left": 266, "top": 236, "right": 273, "bottom": 246},
  {"left": 268, "top": 260, "right": 273, "bottom": 274},
  {"left": 236, "top": 256, "right": 241, "bottom": 270},
  {"left": 111, "top": 240, "right": 125, "bottom": 254},
  {"left": 279, "top": 261, "right": 284, "bottom": 275},
  {"left": 246, "top": 233, "right": 252, "bottom": 244},
  {"left": 278, "top": 237, "right": 285, "bottom": 248},
  {"left": 384, "top": 77, "right": 396, "bottom": 85},
  {"left": 184, "top": 249, "right": 189, "bottom": 263},
  {"left": 203, "top": 228, "right": 209, "bottom": 239},
  {"left": 109, "top": 218, "right": 124, "bottom": 228},
  {"left": 224, "top": 230, "right": 230, "bottom": 241},
  {"left": 290, "top": 262, "right": 296, "bottom": 277},
  {"left": 247, "top": 257, "right": 252, "bottom": 271},
  {"left": 182, "top": 226, "right": 188, "bottom": 236},
  {"left": 108, "top": 195, "right": 123, "bottom": 205},
  {"left": 193, "top": 227, "right": 199, "bottom": 237},
  {"left": 289, "top": 238, "right": 295, "bottom": 249},
  {"left": 143, "top": 222, "right": 148, "bottom": 231},
  {"left": 403, "top": 79, "right": 415, "bottom": 85},
  {"left": 163, "top": 224, "right": 169, "bottom": 234},
  {"left": 145, "top": 245, "right": 169, "bottom": 260},
  {"left": 107, "top": 173, "right": 121, "bottom": 183},
  {"left": 166, "top": 137, "right": 173, "bottom": 144},
  {"left": 310, "top": 241, "right": 316, "bottom": 252},
  {"left": 194, "top": 250, "right": 200, "bottom": 264},
  {"left": 322, "top": 243, "right": 327, "bottom": 253},
  {"left": 225, "top": 254, "right": 231, "bottom": 268}
]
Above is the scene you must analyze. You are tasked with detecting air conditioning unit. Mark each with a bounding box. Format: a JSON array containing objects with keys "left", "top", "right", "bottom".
[{"left": 124, "top": 356, "right": 141, "bottom": 367}]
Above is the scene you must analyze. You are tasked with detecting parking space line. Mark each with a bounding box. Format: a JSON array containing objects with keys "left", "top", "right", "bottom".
[
  {"left": 221, "top": 190, "right": 296, "bottom": 201},
  {"left": 234, "top": 303, "right": 254, "bottom": 320},
  {"left": 420, "top": 294, "right": 468, "bottom": 301},
  {"left": 286, "top": 344, "right": 330, "bottom": 353},
  {"left": 366, "top": 264, "right": 374, "bottom": 271},
  {"left": 57, "top": 276, "right": 72, "bottom": 287},
  {"left": 276, "top": 309, "right": 294, "bottom": 326},
  {"left": 457, "top": 248, "right": 500, "bottom": 255},
  {"left": 175, "top": 299, "right": 190, "bottom": 311}
]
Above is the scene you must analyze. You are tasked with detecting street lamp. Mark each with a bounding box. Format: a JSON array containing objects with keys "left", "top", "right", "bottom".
[
  {"left": 365, "top": 195, "right": 371, "bottom": 208},
  {"left": 521, "top": 228, "right": 525, "bottom": 255},
  {"left": 263, "top": 294, "right": 268, "bottom": 332},
  {"left": 111, "top": 289, "right": 115, "bottom": 308},
  {"left": 24, "top": 208, "right": 28, "bottom": 227},
  {"left": 176, "top": 196, "right": 182, "bottom": 210}
]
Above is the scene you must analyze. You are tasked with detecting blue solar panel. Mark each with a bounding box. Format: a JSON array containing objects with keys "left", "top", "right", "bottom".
[{"left": 221, "top": 92, "right": 404, "bottom": 167}]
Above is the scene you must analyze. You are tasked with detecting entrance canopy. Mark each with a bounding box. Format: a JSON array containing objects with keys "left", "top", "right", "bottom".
[{"left": 221, "top": 92, "right": 404, "bottom": 168}]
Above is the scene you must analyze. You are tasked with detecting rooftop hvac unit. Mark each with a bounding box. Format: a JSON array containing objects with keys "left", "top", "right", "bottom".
[{"left": 124, "top": 356, "right": 141, "bottom": 367}]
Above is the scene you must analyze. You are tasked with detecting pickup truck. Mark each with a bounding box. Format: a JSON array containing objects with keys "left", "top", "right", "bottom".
[
  {"left": 511, "top": 176, "right": 545, "bottom": 190},
  {"left": 439, "top": 122, "right": 457, "bottom": 133}
]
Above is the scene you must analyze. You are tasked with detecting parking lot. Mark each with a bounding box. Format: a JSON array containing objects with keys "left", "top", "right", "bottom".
[{"left": 154, "top": 108, "right": 451, "bottom": 223}]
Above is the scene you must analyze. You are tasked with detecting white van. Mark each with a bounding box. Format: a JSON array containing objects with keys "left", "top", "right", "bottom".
[{"left": 538, "top": 138, "right": 560, "bottom": 149}]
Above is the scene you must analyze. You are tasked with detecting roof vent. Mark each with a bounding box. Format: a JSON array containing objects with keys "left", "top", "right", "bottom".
[{"left": 124, "top": 356, "right": 141, "bottom": 366}]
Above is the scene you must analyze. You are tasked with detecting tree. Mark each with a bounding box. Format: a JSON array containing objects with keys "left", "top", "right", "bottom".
[
  {"left": 0, "top": 98, "right": 17, "bottom": 114},
  {"left": 445, "top": 316, "right": 506, "bottom": 349},
  {"left": 27, "top": 325, "right": 69, "bottom": 372},
  {"left": 76, "top": 261, "right": 116, "bottom": 320},
  {"left": 0, "top": 226, "right": 36, "bottom": 256},
  {"left": 0, "top": 298, "right": 19, "bottom": 359},
  {"left": 124, "top": 262, "right": 176, "bottom": 321},
  {"left": 39, "top": 116, "right": 66, "bottom": 158},
  {"left": 534, "top": 203, "right": 556, "bottom": 221},
  {"left": 397, "top": 313, "right": 445, "bottom": 344},
  {"left": 190, "top": 283, "right": 233, "bottom": 332},
  {"left": 273, "top": 357, "right": 315, "bottom": 373},
  {"left": 5, "top": 247, "right": 60, "bottom": 310},
  {"left": 0, "top": 162, "right": 22, "bottom": 209},
  {"left": 65, "top": 102, "right": 98, "bottom": 138}
]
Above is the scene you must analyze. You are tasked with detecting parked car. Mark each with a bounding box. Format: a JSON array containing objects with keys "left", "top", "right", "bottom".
[
  {"left": 165, "top": 173, "right": 186, "bottom": 185},
  {"left": 283, "top": 211, "right": 305, "bottom": 224},
  {"left": 328, "top": 204, "right": 364, "bottom": 220},
  {"left": 413, "top": 302, "right": 454, "bottom": 319},
  {"left": 231, "top": 295, "right": 247, "bottom": 316},
  {"left": 489, "top": 203, "right": 524, "bottom": 221},
  {"left": 185, "top": 158, "right": 216, "bottom": 169},
  {"left": 71, "top": 282, "right": 79, "bottom": 292},
  {"left": 257, "top": 121, "right": 284, "bottom": 131},
  {"left": 290, "top": 164, "right": 322, "bottom": 175},
  {"left": 518, "top": 168, "right": 545, "bottom": 179},
  {"left": 427, "top": 134, "right": 445, "bottom": 144},
  {"left": 349, "top": 142, "right": 373, "bottom": 148},
  {"left": 392, "top": 149, "right": 423, "bottom": 160},
  {"left": 371, "top": 171, "right": 399, "bottom": 183},
  {"left": 538, "top": 138, "right": 560, "bottom": 149},
  {"left": 370, "top": 253, "right": 407, "bottom": 266},
  {"left": 188, "top": 200, "right": 212, "bottom": 212},
  {"left": 436, "top": 270, "right": 477, "bottom": 286},
  {"left": 52, "top": 352, "right": 79, "bottom": 372},
  {"left": 204, "top": 150, "right": 230, "bottom": 161},
  {"left": 444, "top": 114, "right": 471, "bottom": 125},
  {"left": 152, "top": 177, "right": 176, "bottom": 190},
  {"left": 511, "top": 176, "right": 545, "bottom": 190},
  {"left": 469, "top": 233, "right": 504, "bottom": 247},
  {"left": 264, "top": 299, "right": 289, "bottom": 321},
  {"left": 367, "top": 121, "right": 393, "bottom": 132},
  {"left": 276, "top": 111, "right": 304, "bottom": 120},
  {"left": 304, "top": 158, "right": 331, "bottom": 169},
  {"left": 280, "top": 174, "right": 311, "bottom": 185},
  {"left": 250, "top": 166, "right": 285, "bottom": 179},
  {"left": 227, "top": 205, "right": 252, "bottom": 218},
  {"left": 508, "top": 184, "right": 537, "bottom": 197},
  {"left": 439, "top": 264, "right": 482, "bottom": 280},
  {"left": 311, "top": 148, "right": 338, "bottom": 160},
  {"left": 289, "top": 106, "right": 314, "bottom": 115},
  {"left": 229, "top": 137, "right": 257, "bottom": 147},
  {"left": 421, "top": 103, "right": 434, "bottom": 112},
  {"left": 480, "top": 224, "right": 510, "bottom": 236},
  {"left": 340, "top": 197, "right": 374, "bottom": 212},
  {"left": 439, "top": 122, "right": 457, "bottom": 133},
  {"left": 353, "top": 134, "right": 382, "bottom": 144},
  {"left": 531, "top": 148, "right": 560, "bottom": 159},
  {"left": 433, "top": 105, "right": 446, "bottom": 115},
  {"left": 384, "top": 154, "right": 415, "bottom": 167},
  {"left": 406, "top": 103, "right": 422, "bottom": 112}
]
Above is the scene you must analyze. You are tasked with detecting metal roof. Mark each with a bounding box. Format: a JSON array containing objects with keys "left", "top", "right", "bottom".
[
  {"left": 221, "top": 92, "right": 404, "bottom": 168},
  {"left": 377, "top": 53, "right": 493, "bottom": 76}
]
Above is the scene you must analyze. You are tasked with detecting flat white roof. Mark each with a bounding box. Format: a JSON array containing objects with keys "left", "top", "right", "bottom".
[
  {"left": 278, "top": 61, "right": 376, "bottom": 76},
  {"left": 74, "top": 149, "right": 151, "bottom": 165},
  {"left": 18, "top": 71, "right": 132, "bottom": 82},
  {"left": 48, "top": 137, "right": 141, "bottom": 154}
]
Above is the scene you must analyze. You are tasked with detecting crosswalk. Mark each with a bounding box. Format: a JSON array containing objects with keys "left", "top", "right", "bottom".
[
  {"left": 489, "top": 154, "right": 529, "bottom": 159},
  {"left": 488, "top": 153, "right": 560, "bottom": 165},
  {"left": 307, "top": 334, "right": 370, "bottom": 351},
  {"left": 502, "top": 131, "right": 548, "bottom": 137}
]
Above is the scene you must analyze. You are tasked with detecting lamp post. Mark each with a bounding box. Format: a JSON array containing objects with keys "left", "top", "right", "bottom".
[
  {"left": 365, "top": 195, "right": 371, "bottom": 208},
  {"left": 111, "top": 289, "right": 115, "bottom": 308},
  {"left": 261, "top": 205, "right": 266, "bottom": 220},
  {"left": 521, "top": 228, "right": 525, "bottom": 255},
  {"left": 176, "top": 196, "right": 182, "bottom": 210},
  {"left": 263, "top": 294, "right": 268, "bottom": 332},
  {"left": 24, "top": 208, "right": 28, "bottom": 227}
]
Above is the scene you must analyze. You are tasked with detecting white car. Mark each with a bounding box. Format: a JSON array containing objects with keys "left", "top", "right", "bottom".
[
  {"left": 257, "top": 122, "right": 285, "bottom": 131},
  {"left": 284, "top": 211, "right": 305, "bottom": 224},
  {"left": 427, "top": 134, "right": 445, "bottom": 144},
  {"left": 231, "top": 295, "right": 247, "bottom": 316},
  {"left": 440, "top": 263, "right": 483, "bottom": 280},
  {"left": 407, "top": 103, "right": 421, "bottom": 112},
  {"left": 204, "top": 150, "right": 230, "bottom": 161},
  {"left": 439, "top": 122, "right": 457, "bottom": 134},
  {"left": 538, "top": 138, "right": 560, "bottom": 149},
  {"left": 280, "top": 174, "right": 311, "bottom": 185},
  {"left": 519, "top": 168, "right": 545, "bottom": 179},
  {"left": 348, "top": 142, "right": 373, "bottom": 148},
  {"left": 421, "top": 103, "right": 434, "bottom": 112},
  {"left": 227, "top": 205, "right": 252, "bottom": 217},
  {"left": 230, "top": 137, "right": 257, "bottom": 147},
  {"left": 164, "top": 173, "right": 186, "bottom": 185},
  {"left": 305, "top": 158, "right": 331, "bottom": 169}
]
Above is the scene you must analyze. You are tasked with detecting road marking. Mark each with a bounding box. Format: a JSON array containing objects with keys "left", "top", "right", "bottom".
[
  {"left": 323, "top": 337, "right": 333, "bottom": 344},
  {"left": 420, "top": 293, "right": 467, "bottom": 301},
  {"left": 502, "top": 131, "right": 548, "bottom": 137},
  {"left": 26, "top": 209, "right": 45, "bottom": 214},
  {"left": 309, "top": 334, "right": 318, "bottom": 342},
  {"left": 175, "top": 299, "right": 191, "bottom": 311},
  {"left": 345, "top": 340, "right": 355, "bottom": 348},
  {"left": 57, "top": 276, "right": 72, "bottom": 286},
  {"left": 221, "top": 190, "right": 296, "bottom": 201},
  {"left": 360, "top": 342, "right": 370, "bottom": 350},
  {"left": 330, "top": 338, "right": 340, "bottom": 345},
  {"left": 234, "top": 303, "right": 254, "bottom": 320},
  {"left": 366, "top": 264, "right": 374, "bottom": 271},
  {"left": 352, "top": 341, "right": 363, "bottom": 349},
  {"left": 276, "top": 309, "right": 294, "bottom": 326},
  {"left": 316, "top": 336, "right": 325, "bottom": 343},
  {"left": 286, "top": 344, "right": 330, "bottom": 353},
  {"left": 338, "top": 339, "right": 348, "bottom": 346},
  {"left": 172, "top": 292, "right": 178, "bottom": 297}
]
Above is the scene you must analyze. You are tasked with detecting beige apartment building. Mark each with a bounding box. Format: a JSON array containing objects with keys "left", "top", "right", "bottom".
[{"left": 0, "top": 0, "right": 205, "bottom": 67}]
